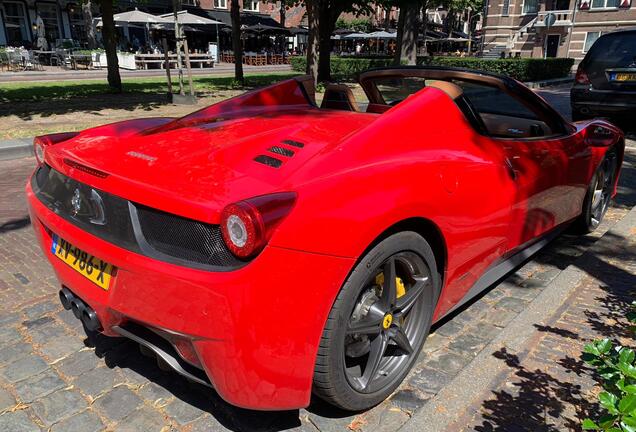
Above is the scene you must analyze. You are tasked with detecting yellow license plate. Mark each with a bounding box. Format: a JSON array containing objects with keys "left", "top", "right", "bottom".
[
  {"left": 614, "top": 73, "right": 636, "bottom": 82},
  {"left": 51, "top": 234, "right": 114, "bottom": 290}
]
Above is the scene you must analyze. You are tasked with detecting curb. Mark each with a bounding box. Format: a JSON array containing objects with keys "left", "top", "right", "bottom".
[
  {"left": 0, "top": 138, "right": 33, "bottom": 161},
  {"left": 400, "top": 204, "right": 636, "bottom": 432},
  {"left": 524, "top": 76, "right": 574, "bottom": 89}
]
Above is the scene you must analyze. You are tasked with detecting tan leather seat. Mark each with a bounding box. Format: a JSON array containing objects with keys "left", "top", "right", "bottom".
[
  {"left": 295, "top": 75, "right": 317, "bottom": 106},
  {"left": 320, "top": 84, "right": 360, "bottom": 112},
  {"left": 426, "top": 80, "right": 464, "bottom": 100}
]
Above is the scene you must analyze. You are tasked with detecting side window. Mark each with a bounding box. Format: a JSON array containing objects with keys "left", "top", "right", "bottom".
[
  {"left": 455, "top": 81, "right": 557, "bottom": 139},
  {"left": 373, "top": 77, "right": 427, "bottom": 105}
]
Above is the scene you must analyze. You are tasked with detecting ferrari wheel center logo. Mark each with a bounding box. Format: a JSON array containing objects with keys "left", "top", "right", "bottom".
[{"left": 382, "top": 313, "right": 393, "bottom": 329}]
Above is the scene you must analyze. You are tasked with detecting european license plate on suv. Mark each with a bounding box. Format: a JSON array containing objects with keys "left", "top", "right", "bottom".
[{"left": 51, "top": 234, "right": 114, "bottom": 290}]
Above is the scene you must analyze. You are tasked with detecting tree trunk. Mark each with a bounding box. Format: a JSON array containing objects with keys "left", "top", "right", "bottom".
[
  {"left": 393, "top": 5, "right": 405, "bottom": 65},
  {"left": 99, "top": 0, "right": 121, "bottom": 92},
  {"left": 82, "top": 1, "right": 96, "bottom": 49},
  {"left": 279, "top": 1, "right": 286, "bottom": 28},
  {"left": 230, "top": 0, "right": 243, "bottom": 84},
  {"left": 317, "top": 1, "right": 341, "bottom": 83},
  {"left": 421, "top": 5, "right": 428, "bottom": 56},
  {"left": 395, "top": 2, "right": 418, "bottom": 65},
  {"left": 384, "top": 6, "right": 390, "bottom": 31},
  {"left": 306, "top": 0, "right": 319, "bottom": 83}
]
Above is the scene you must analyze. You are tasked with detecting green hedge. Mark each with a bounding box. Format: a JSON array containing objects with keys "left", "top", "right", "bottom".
[
  {"left": 290, "top": 56, "right": 395, "bottom": 80},
  {"left": 418, "top": 57, "right": 574, "bottom": 82}
]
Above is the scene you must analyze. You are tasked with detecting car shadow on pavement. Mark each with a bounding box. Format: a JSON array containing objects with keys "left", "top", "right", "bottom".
[{"left": 82, "top": 330, "right": 304, "bottom": 431}]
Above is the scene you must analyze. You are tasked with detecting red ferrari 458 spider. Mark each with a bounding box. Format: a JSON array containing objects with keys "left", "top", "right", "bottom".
[{"left": 26, "top": 67, "right": 624, "bottom": 411}]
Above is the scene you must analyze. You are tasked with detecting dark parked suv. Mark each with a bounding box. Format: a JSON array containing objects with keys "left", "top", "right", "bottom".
[{"left": 571, "top": 28, "right": 636, "bottom": 122}]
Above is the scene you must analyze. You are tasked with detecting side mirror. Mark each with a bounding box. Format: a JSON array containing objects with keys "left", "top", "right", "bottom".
[{"left": 584, "top": 122, "right": 622, "bottom": 147}]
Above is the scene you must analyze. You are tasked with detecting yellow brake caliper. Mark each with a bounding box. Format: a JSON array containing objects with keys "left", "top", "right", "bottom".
[{"left": 375, "top": 273, "right": 406, "bottom": 298}]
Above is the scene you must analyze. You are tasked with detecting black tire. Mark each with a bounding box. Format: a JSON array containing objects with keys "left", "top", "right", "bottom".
[
  {"left": 574, "top": 149, "right": 618, "bottom": 233},
  {"left": 312, "top": 232, "right": 440, "bottom": 411}
]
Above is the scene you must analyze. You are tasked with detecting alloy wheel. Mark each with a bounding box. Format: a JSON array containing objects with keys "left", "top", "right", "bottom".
[
  {"left": 343, "top": 252, "right": 431, "bottom": 394},
  {"left": 590, "top": 153, "right": 617, "bottom": 228}
]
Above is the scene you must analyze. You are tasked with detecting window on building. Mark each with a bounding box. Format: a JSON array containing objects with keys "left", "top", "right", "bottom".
[
  {"left": 36, "top": 2, "right": 62, "bottom": 45},
  {"left": 214, "top": 0, "right": 227, "bottom": 8},
  {"left": 583, "top": 31, "right": 601, "bottom": 52},
  {"left": 2, "top": 1, "right": 30, "bottom": 45},
  {"left": 182, "top": 0, "right": 198, "bottom": 5},
  {"left": 591, "top": 0, "right": 620, "bottom": 7},
  {"left": 522, "top": 0, "right": 539, "bottom": 13},
  {"left": 243, "top": 0, "right": 259, "bottom": 11},
  {"left": 67, "top": 4, "right": 85, "bottom": 43},
  {"left": 502, "top": 0, "right": 510, "bottom": 16}
]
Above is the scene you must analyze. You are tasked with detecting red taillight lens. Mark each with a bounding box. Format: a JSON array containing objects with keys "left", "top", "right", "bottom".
[
  {"left": 575, "top": 67, "right": 591, "bottom": 85},
  {"left": 33, "top": 132, "right": 79, "bottom": 165},
  {"left": 220, "top": 192, "right": 297, "bottom": 259}
]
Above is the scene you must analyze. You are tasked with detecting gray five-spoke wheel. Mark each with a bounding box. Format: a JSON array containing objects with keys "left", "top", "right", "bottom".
[
  {"left": 344, "top": 253, "right": 431, "bottom": 394},
  {"left": 590, "top": 153, "right": 617, "bottom": 229}
]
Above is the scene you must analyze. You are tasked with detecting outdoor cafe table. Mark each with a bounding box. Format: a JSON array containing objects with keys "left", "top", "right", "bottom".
[
  {"left": 33, "top": 50, "right": 56, "bottom": 66},
  {"left": 70, "top": 54, "right": 92, "bottom": 70},
  {"left": 135, "top": 53, "right": 214, "bottom": 70}
]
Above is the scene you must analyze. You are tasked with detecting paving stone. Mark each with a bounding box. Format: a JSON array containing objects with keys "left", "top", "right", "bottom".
[
  {"left": 424, "top": 350, "right": 473, "bottom": 376},
  {"left": 14, "top": 369, "right": 66, "bottom": 402},
  {"left": 0, "top": 312, "right": 21, "bottom": 327},
  {"left": 469, "top": 322, "right": 503, "bottom": 341},
  {"left": 38, "top": 334, "right": 81, "bottom": 361},
  {"left": 31, "top": 389, "right": 87, "bottom": 426},
  {"left": 22, "top": 316, "right": 55, "bottom": 329},
  {"left": 0, "top": 409, "right": 40, "bottom": 432},
  {"left": 0, "top": 326, "right": 22, "bottom": 347},
  {"left": 435, "top": 320, "right": 465, "bottom": 338},
  {"left": 358, "top": 403, "right": 410, "bottom": 432},
  {"left": 419, "top": 333, "right": 450, "bottom": 354},
  {"left": 49, "top": 409, "right": 104, "bottom": 432},
  {"left": 307, "top": 411, "right": 358, "bottom": 432},
  {"left": 56, "top": 349, "right": 99, "bottom": 377},
  {"left": 494, "top": 297, "right": 529, "bottom": 313},
  {"left": 164, "top": 399, "right": 205, "bottom": 424},
  {"left": 139, "top": 382, "right": 174, "bottom": 405},
  {"left": 408, "top": 367, "right": 451, "bottom": 393},
  {"left": 73, "top": 366, "right": 123, "bottom": 399},
  {"left": 183, "top": 414, "right": 229, "bottom": 432},
  {"left": 23, "top": 301, "right": 59, "bottom": 320},
  {"left": 116, "top": 407, "right": 166, "bottom": 432},
  {"left": 482, "top": 308, "right": 519, "bottom": 328},
  {"left": 0, "top": 356, "right": 48, "bottom": 383},
  {"left": 0, "top": 386, "right": 16, "bottom": 411},
  {"left": 92, "top": 386, "right": 143, "bottom": 421},
  {"left": 0, "top": 342, "right": 32, "bottom": 366},
  {"left": 390, "top": 388, "right": 431, "bottom": 413},
  {"left": 28, "top": 324, "right": 66, "bottom": 345},
  {"left": 447, "top": 333, "right": 489, "bottom": 357},
  {"left": 56, "top": 310, "right": 82, "bottom": 330}
]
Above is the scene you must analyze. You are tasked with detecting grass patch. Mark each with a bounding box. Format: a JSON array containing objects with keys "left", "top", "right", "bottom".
[{"left": 0, "top": 72, "right": 299, "bottom": 103}]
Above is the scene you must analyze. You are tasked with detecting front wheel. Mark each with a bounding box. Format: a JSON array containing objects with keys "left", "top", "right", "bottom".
[
  {"left": 575, "top": 150, "right": 618, "bottom": 233},
  {"left": 312, "top": 232, "right": 439, "bottom": 411}
]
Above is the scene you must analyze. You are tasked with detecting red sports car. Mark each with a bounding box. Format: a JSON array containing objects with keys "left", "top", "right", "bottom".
[{"left": 26, "top": 67, "right": 623, "bottom": 411}]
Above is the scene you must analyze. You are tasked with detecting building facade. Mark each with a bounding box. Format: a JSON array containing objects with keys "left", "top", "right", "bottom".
[{"left": 481, "top": 0, "right": 636, "bottom": 64}]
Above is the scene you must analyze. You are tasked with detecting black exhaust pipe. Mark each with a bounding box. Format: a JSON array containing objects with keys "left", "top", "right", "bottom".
[
  {"left": 59, "top": 287, "right": 102, "bottom": 331},
  {"left": 59, "top": 288, "right": 74, "bottom": 310}
]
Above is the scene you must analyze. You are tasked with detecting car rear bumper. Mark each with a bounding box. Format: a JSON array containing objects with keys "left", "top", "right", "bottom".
[
  {"left": 27, "top": 180, "right": 355, "bottom": 410},
  {"left": 571, "top": 87, "right": 636, "bottom": 116}
]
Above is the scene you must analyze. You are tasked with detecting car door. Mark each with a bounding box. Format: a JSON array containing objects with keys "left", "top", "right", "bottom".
[{"left": 458, "top": 81, "right": 587, "bottom": 249}]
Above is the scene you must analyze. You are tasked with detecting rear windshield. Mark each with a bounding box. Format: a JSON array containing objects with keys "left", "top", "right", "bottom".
[{"left": 585, "top": 32, "right": 636, "bottom": 67}]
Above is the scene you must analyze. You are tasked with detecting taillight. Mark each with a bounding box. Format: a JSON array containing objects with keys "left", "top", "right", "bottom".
[
  {"left": 33, "top": 132, "right": 79, "bottom": 166},
  {"left": 220, "top": 192, "right": 297, "bottom": 259},
  {"left": 575, "top": 67, "right": 591, "bottom": 85}
]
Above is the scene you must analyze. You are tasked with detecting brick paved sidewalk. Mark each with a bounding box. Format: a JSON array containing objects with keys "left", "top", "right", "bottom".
[
  {"left": 0, "top": 146, "right": 634, "bottom": 431},
  {"left": 451, "top": 212, "right": 636, "bottom": 431}
]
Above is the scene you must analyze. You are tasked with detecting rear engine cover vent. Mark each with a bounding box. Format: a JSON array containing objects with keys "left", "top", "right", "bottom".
[
  {"left": 282, "top": 139, "right": 305, "bottom": 148},
  {"left": 268, "top": 146, "right": 295, "bottom": 157},
  {"left": 254, "top": 155, "right": 283, "bottom": 168}
]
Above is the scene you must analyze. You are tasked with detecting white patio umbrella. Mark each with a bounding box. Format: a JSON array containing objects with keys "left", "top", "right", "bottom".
[
  {"left": 96, "top": 8, "right": 169, "bottom": 26},
  {"left": 368, "top": 31, "right": 397, "bottom": 39},
  {"left": 343, "top": 32, "right": 370, "bottom": 39},
  {"left": 159, "top": 11, "right": 223, "bottom": 26}
]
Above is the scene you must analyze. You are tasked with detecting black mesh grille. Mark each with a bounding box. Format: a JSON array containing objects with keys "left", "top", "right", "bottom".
[
  {"left": 135, "top": 205, "right": 242, "bottom": 268},
  {"left": 254, "top": 155, "right": 283, "bottom": 168},
  {"left": 32, "top": 166, "right": 243, "bottom": 270},
  {"left": 268, "top": 146, "right": 295, "bottom": 157},
  {"left": 282, "top": 139, "right": 305, "bottom": 148}
]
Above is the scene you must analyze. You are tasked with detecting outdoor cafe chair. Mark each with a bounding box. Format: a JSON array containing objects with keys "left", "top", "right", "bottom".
[
  {"left": 7, "top": 50, "right": 24, "bottom": 71},
  {"left": 0, "top": 51, "right": 8, "bottom": 71},
  {"left": 55, "top": 49, "right": 72, "bottom": 69},
  {"left": 22, "top": 50, "right": 43, "bottom": 71}
]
